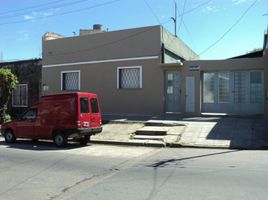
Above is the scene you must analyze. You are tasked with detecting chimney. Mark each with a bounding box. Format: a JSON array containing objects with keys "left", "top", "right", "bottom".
[
  {"left": 79, "top": 24, "right": 105, "bottom": 36},
  {"left": 93, "top": 24, "right": 104, "bottom": 31}
]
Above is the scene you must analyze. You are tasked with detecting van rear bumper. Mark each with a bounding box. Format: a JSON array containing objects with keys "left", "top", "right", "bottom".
[
  {"left": 77, "top": 127, "right": 102, "bottom": 135},
  {"left": 66, "top": 127, "right": 102, "bottom": 138}
]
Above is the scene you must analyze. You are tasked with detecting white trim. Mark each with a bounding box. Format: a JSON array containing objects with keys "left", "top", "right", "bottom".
[
  {"left": 117, "top": 66, "right": 142, "bottom": 89},
  {"left": 43, "top": 56, "right": 159, "bottom": 68},
  {"left": 61, "top": 70, "right": 81, "bottom": 91},
  {"left": 12, "top": 84, "right": 28, "bottom": 107}
]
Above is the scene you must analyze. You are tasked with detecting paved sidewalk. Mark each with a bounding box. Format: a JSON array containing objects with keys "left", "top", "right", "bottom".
[
  {"left": 92, "top": 116, "right": 268, "bottom": 149},
  {"left": 179, "top": 117, "right": 268, "bottom": 149}
]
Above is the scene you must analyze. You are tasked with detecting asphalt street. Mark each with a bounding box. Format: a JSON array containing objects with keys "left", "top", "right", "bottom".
[{"left": 1, "top": 137, "right": 268, "bottom": 200}]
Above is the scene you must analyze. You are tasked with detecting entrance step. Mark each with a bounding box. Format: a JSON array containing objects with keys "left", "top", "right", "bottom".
[
  {"left": 135, "top": 126, "right": 170, "bottom": 136},
  {"left": 132, "top": 135, "right": 165, "bottom": 141},
  {"left": 145, "top": 120, "right": 185, "bottom": 127}
]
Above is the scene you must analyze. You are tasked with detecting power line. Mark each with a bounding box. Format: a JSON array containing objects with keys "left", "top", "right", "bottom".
[
  {"left": 1, "top": 0, "right": 92, "bottom": 20},
  {"left": 199, "top": 0, "right": 258, "bottom": 56},
  {"left": 182, "top": 0, "right": 212, "bottom": 17},
  {"left": 0, "top": 0, "right": 121, "bottom": 26},
  {"left": 0, "top": 0, "right": 67, "bottom": 16},
  {"left": 143, "top": 0, "right": 161, "bottom": 24},
  {"left": 177, "top": 0, "right": 187, "bottom": 34}
]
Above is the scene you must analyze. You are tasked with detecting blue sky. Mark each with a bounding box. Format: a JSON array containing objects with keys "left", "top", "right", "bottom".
[{"left": 0, "top": 0, "right": 267, "bottom": 61}]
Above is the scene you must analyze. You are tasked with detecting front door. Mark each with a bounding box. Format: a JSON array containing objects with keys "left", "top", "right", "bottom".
[
  {"left": 164, "top": 71, "right": 180, "bottom": 113},
  {"left": 186, "top": 76, "right": 195, "bottom": 113}
]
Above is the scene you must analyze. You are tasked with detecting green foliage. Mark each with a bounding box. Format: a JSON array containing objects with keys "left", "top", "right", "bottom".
[
  {"left": 0, "top": 68, "right": 18, "bottom": 90},
  {"left": 4, "top": 114, "right": 11, "bottom": 122},
  {"left": 0, "top": 68, "right": 18, "bottom": 123}
]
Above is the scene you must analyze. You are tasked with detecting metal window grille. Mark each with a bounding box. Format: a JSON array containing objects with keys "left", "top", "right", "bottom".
[
  {"left": 250, "top": 71, "right": 262, "bottom": 104},
  {"left": 12, "top": 84, "right": 28, "bottom": 107},
  {"left": 234, "top": 71, "right": 247, "bottom": 104},
  {"left": 218, "top": 72, "right": 230, "bottom": 103},
  {"left": 62, "top": 72, "right": 79, "bottom": 90},
  {"left": 119, "top": 68, "right": 141, "bottom": 89}
]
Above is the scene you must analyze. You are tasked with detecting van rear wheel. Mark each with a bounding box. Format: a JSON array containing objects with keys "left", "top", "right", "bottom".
[
  {"left": 53, "top": 131, "right": 67, "bottom": 147},
  {"left": 79, "top": 135, "right": 90, "bottom": 146}
]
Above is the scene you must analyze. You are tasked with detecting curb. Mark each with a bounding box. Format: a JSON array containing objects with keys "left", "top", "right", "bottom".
[{"left": 90, "top": 139, "right": 166, "bottom": 148}]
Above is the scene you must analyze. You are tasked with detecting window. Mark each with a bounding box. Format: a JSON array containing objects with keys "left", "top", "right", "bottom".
[
  {"left": 12, "top": 84, "right": 28, "bottom": 107},
  {"left": 218, "top": 72, "right": 230, "bottom": 103},
  {"left": 90, "top": 98, "right": 99, "bottom": 113},
  {"left": 250, "top": 71, "right": 263, "bottom": 104},
  {"left": 80, "top": 97, "right": 89, "bottom": 114},
  {"left": 234, "top": 71, "right": 247, "bottom": 104},
  {"left": 22, "top": 109, "right": 37, "bottom": 120},
  {"left": 203, "top": 72, "right": 215, "bottom": 103},
  {"left": 61, "top": 71, "right": 80, "bottom": 91},
  {"left": 117, "top": 66, "right": 142, "bottom": 89}
]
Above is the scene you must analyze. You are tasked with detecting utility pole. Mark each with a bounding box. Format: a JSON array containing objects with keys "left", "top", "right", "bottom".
[{"left": 171, "top": 1, "right": 177, "bottom": 37}]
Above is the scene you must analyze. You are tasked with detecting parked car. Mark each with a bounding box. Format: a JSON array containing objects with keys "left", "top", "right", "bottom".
[{"left": 1, "top": 92, "right": 102, "bottom": 147}]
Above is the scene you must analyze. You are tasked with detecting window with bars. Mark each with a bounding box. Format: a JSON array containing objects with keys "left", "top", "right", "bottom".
[
  {"left": 250, "top": 71, "right": 263, "bottom": 104},
  {"left": 61, "top": 71, "right": 80, "bottom": 91},
  {"left": 117, "top": 66, "right": 142, "bottom": 89},
  {"left": 218, "top": 72, "right": 230, "bottom": 103},
  {"left": 12, "top": 84, "right": 28, "bottom": 107}
]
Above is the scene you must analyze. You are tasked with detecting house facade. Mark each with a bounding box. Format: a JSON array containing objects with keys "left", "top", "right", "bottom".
[
  {"left": 42, "top": 25, "right": 198, "bottom": 116},
  {"left": 0, "top": 59, "right": 42, "bottom": 117},
  {"left": 42, "top": 25, "right": 268, "bottom": 118}
]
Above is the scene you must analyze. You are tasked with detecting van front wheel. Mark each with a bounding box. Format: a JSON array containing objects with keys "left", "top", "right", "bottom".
[
  {"left": 53, "top": 131, "right": 67, "bottom": 147},
  {"left": 4, "top": 129, "right": 16, "bottom": 143},
  {"left": 79, "top": 135, "right": 90, "bottom": 146}
]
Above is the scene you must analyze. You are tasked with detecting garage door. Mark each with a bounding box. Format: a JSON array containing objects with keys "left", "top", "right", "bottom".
[{"left": 202, "top": 70, "right": 264, "bottom": 114}]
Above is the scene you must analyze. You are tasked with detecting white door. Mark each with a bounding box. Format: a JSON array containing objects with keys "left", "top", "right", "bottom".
[{"left": 186, "top": 76, "right": 195, "bottom": 113}]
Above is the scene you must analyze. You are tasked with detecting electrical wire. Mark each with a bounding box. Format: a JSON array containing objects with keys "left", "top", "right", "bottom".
[
  {"left": 143, "top": 0, "right": 161, "bottom": 24},
  {"left": 0, "top": 0, "right": 67, "bottom": 16},
  {"left": 1, "top": 0, "right": 92, "bottom": 20},
  {"left": 0, "top": 0, "right": 121, "bottom": 26},
  {"left": 177, "top": 0, "right": 187, "bottom": 34},
  {"left": 198, "top": 0, "right": 258, "bottom": 56}
]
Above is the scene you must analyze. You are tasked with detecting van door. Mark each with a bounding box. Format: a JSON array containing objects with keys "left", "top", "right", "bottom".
[
  {"left": 89, "top": 98, "right": 101, "bottom": 127},
  {"left": 15, "top": 108, "right": 37, "bottom": 138},
  {"left": 79, "top": 97, "right": 91, "bottom": 128}
]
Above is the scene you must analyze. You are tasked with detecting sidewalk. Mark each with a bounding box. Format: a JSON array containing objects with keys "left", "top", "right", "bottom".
[{"left": 91, "top": 115, "right": 268, "bottom": 149}]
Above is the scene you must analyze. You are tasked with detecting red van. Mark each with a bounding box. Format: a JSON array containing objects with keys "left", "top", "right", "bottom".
[{"left": 1, "top": 92, "right": 102, "bottom": 147}]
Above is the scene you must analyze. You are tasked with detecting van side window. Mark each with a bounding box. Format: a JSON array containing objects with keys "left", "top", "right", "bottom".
[
  {"left": 80, "top": 97, "right": 89, "bottom": 114},
  {"left": 22, "top": 108, "right": 37, "bottom": 120},
  {"left": 90, "top": 98, "right": 99, "bottom": 113}
]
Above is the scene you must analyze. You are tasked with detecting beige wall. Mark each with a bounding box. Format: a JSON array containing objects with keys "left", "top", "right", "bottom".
[
  {"left": 181, "top": 55, "right": 268, "bottom": 118},
  {"left": 42, "top": 58, "right": 164, "bottom": 115},
  {"left": 43, "top": 26, "right": 162, "bottom": 65}
]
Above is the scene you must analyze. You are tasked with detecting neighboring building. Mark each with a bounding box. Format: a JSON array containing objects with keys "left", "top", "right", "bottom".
[
  {"left": 42, "top": 25, "right": 198, "bottom": 116},
  {"left": 0, "top": 59, "right": 42, "bottom": 117},
  {"left": 163, "top": 31, "right": 268, "bottom": 118}
]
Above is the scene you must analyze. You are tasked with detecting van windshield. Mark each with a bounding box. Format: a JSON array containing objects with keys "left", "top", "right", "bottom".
[
  {"left": 90, "top": 98, "right": 99, "bottom": 113},
  {"left": 80, "top": 97, "right": 89, "bottom": 114}
]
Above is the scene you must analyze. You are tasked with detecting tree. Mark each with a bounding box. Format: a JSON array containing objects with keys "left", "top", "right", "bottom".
[{"left": 0, "top": 68, "right": 18, "bottom": 123}]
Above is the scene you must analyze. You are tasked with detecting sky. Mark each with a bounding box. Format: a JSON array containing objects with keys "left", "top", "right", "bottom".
[{"left": 0, "top": 0, "right": 267, "bottom": 61}]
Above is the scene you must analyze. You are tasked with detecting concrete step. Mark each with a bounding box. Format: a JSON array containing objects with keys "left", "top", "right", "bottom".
[
  {"left": 133, "top": 135, "right": 165, "bottom": 141},
  {"left": 145, "top": 120, "right": 185, "bottom": 127},
  {"left": 135, "top": 126, "right": 170, "bottom": 136}
]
